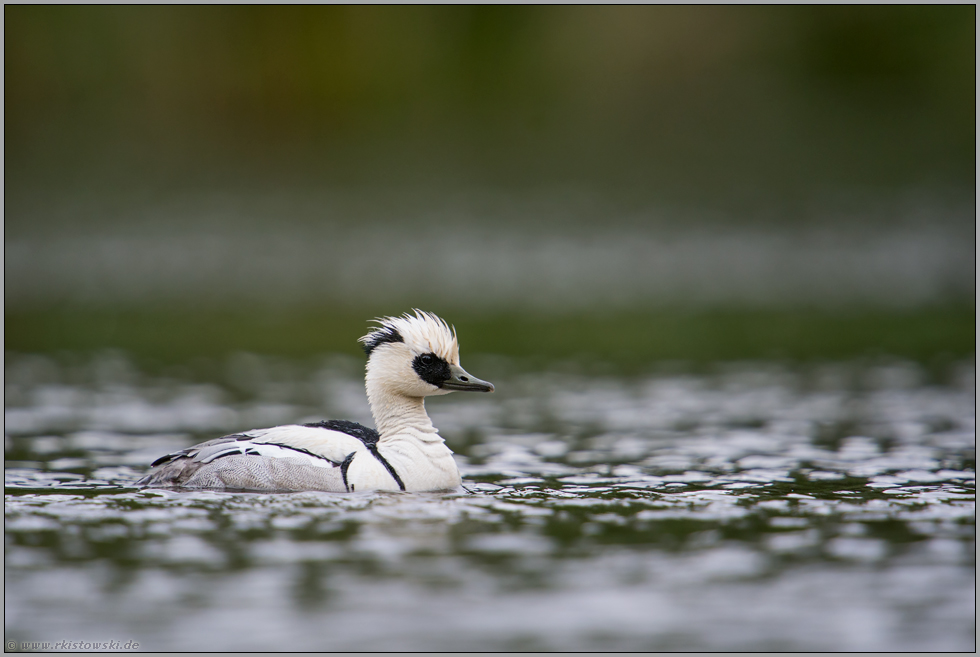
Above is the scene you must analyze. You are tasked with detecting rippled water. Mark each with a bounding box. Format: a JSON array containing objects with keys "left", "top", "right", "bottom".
[{"left": 5, "top": 352, "right": 975, "bottom": 651}]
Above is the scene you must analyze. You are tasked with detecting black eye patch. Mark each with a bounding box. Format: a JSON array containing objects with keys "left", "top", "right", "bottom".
[{"left": 412, "top": 352, "right": 451, "bottom": 387}]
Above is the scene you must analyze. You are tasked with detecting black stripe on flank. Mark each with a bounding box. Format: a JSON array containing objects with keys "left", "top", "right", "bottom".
[
  {"left": 208, "top": 443, "right": 341, "bottom": 466},
  {"left": 412, "top": 353, "right": 452, "bottom": 387},
  {"left": 362, "top": 326, "right": 404, "bottom": 357},
  {"left": 340, "top": 452, "right": 356, "bottom": 492},
  {"left": 305, "top": 419, "right": 404, "bottom": 491},
  {"left": 366, "top": 444, "right": 406, "bottom": 491}
]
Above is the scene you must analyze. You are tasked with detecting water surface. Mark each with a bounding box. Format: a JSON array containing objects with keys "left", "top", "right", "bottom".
[{"left": 5, "top": 352, "right": 975, "bottom": 651}]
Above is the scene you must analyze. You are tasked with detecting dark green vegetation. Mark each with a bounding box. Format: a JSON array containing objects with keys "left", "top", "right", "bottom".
[
  {"left": 5, "top": 5, "right": 974, "bottom": 230},
  {"left": 6, "top": 7, "right": 973, "bottom": 352},
  {"left": 6, "top": 306, "right": 974, "bottom": 370}
]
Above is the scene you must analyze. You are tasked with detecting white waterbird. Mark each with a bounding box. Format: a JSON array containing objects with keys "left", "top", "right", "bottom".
[{"left": 137, "top": 310, "right": 493, "bottom": 492}]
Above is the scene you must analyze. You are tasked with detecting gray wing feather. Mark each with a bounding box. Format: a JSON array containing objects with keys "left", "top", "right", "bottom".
[
  {"left": 181, "top": 455, "right": 347, "bottom": 492},
  {"left": 138, "top": 435, "right": 348, "bottom": 492},
  {"left": 148, "top": 435, "right": 248, "bottom": 467}
]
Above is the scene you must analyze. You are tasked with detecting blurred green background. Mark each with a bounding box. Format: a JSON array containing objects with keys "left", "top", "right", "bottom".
[{"left": 4, "top": 6, "right": 975, "bottom": 366}]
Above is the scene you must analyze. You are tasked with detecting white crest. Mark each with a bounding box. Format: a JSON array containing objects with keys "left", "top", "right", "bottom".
[{"left": 359, "top": 309, "right": 460, "bottom": 364}]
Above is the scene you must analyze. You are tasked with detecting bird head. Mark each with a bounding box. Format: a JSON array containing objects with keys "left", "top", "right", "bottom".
[{"left": 359, "top": 310, "right": 494, "bottom": 398}]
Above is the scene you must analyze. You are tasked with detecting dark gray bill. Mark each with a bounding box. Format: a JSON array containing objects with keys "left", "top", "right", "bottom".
[{"left": 441, "top": 363, "right": 494, "bottom": 392}]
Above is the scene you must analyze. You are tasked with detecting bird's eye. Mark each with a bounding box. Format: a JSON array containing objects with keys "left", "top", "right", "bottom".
[{"left": 420, "top": 354, "right": 433, "bottom": 365}]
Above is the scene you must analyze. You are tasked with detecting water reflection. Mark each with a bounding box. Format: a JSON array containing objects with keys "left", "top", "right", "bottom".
[{"left": 5, "top": 352, "right": 975, "bottom": 650}]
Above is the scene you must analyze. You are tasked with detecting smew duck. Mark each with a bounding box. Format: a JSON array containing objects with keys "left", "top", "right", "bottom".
[{"left": 137, "top": 310, "right": 493, "bottom": 492}]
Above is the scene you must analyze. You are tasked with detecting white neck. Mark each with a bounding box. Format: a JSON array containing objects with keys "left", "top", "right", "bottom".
[
  {"left": 366, "top": 381, "right": 439, "bottom": 441},
  {"left": 362, "top": 356, "right": 462, "bottom": 491}
]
